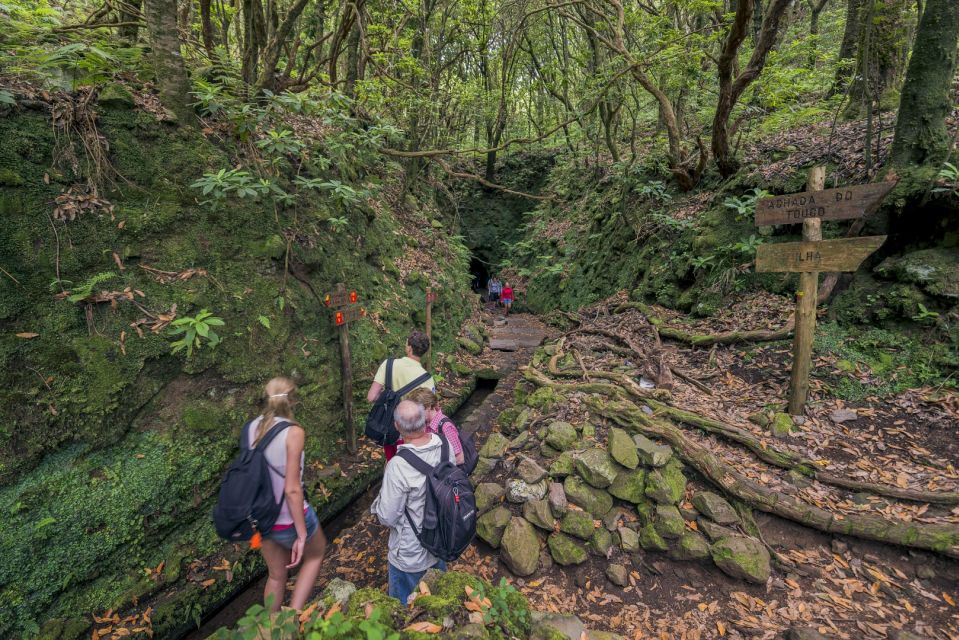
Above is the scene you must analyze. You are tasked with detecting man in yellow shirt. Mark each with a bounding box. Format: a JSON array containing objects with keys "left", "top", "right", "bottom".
[
  {"left": 367, "top": 331, "right": 435, "bottom": 460},
  {"left": 366, "top": 331, "right": 435, "bottom": 402}
]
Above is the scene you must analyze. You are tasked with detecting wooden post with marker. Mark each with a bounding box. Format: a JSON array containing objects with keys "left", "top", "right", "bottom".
[
  {"left": 788, "top": 167, "right": 825, "bottom": 415},
  {"left": 335, "top": 282, "right": 356, "bottom": 454}
]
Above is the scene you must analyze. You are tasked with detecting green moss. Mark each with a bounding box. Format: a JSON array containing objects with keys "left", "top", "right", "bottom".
[
  {"left": 434, "top": 570, "right": 483, "bottom": 600},
  {"left": 347, "top": 588, "right": 403, "bottom": 625}
]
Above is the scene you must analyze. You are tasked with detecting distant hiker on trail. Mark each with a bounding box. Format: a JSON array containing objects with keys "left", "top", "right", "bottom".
[
  {"left": 245, "top": 378, "right": 327, "bottom": 612},
  {"left": 407, "top": 388, "right": 464, "bottom": 466},
  {"left": 487, "top": 276, "right": 502, "bottom": 304},
  {"left": 501, "top": 282, "right": 514, "bottom": 316},
  {"left": 371, "top": 400, "right": 456, "bottom": 605},
  {"left": 366, "top": 331, "right": 435, "bottom": 461}
]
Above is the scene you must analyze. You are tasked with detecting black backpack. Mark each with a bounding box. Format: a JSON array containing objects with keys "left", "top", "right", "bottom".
[
  {"left": 365, "top": 358, "right": 432, "bottom": 446},
  {"left": 212, "top": 419, "right": 291, "bottom": 542},
  {"left": 438, "top": 417, "right": 479, "bottom": 476},
  {"left": 396, "top": 435, "right": 477, "bottom": 562}
]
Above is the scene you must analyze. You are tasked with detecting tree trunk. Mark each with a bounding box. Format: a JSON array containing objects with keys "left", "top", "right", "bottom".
[
  {"left": 199, "top": 0, "right": 215, "bottom": 57},
  {"left": 712, "top": 0, "right": 792, "bottom": 177},
  {"left": 143, "top": 0, "right": 194, "bottom": 125},
  {"left": 118, "top": 0, "right": 143, "bottom": 42},
  {"left": 252, "top": 0, "right": 312, "bottom": 94},
  {"left": 890, "top": 0, "right": 959, "bottom": 166},
  {"left": 344, "top": 19, "right": 362, "bottom": 98},
  {"left": 844, "top": 0, "right": 911, "bottom": 115},
  {"left": 831, "top": 0, "right": 865, "bottom": 92},
  {"left": 809, "top": 0, "right": 829, "bottom": 35}
]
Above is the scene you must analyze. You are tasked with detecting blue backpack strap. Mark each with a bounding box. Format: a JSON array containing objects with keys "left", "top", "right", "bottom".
[{"left": 239, "top": 418, "right": 256, "bottom": 450}]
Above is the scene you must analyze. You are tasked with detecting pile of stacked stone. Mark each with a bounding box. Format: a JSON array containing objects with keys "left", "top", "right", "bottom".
[{"left": 473, "top": 412, "right": 772, "bottom": 585}]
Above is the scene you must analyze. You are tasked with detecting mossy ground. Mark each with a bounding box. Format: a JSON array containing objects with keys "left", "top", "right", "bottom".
[{"left": 0, "top": 102, "right": 474, "bottom": 637}]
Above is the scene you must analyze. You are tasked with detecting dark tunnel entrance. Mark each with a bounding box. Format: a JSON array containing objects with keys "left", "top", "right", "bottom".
[{"left": 469, "top": 255, "right": 489, "bottom": 293}]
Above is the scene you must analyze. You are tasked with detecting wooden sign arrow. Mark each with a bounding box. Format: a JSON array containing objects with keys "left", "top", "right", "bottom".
[
  {"left": 755, "top": 181, "right": 896, "bottom": 226},
  {"left": 755, "top": 235, "right": 887, "bottom": 273}
]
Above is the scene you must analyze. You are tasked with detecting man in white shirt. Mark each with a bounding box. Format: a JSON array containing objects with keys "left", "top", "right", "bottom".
[{"left": 371, "top": 400, "right": 456, "bottom": 605}]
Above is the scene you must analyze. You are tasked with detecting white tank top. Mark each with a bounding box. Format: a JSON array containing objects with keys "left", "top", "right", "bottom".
[{"left": 247, "top": 415, "right": 307, "bottom": 526}]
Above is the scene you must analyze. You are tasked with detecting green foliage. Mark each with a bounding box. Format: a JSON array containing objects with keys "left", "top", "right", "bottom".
[
  {"left": 911, "top": 303, "right": 940, "bottom": 324},
  {"left": 167, "top": 309, "right": 225, "bottom": 356},
  {"left": 723, "top": 189, "right": 770, "bottom": 222},
  {"left": 933, "top": 162, "right": 959, "bottom": 197},
  {"left": 473, "top": 577, "right": 531, "bottom": 637},
  {"left": 65, "top": 271, "right": 117, "bottom": 303}
]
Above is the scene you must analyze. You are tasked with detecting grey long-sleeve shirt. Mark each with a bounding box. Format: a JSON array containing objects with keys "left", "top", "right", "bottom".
[{"left": 371, "top": 434, "right": 456, "bottom": 573}]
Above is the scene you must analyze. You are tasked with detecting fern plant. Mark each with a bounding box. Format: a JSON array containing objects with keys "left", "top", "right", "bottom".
[{"left": 66, "top": 272, "right": 118, "bottom": 303}]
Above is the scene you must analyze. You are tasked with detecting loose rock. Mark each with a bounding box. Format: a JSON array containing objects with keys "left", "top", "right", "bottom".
[
  {"left": 560, "top": 510, "right": 595, "bottom": 540},
  {"left": 321, "top": 577, "right": 356, "bottom": 606},
  {"left": 633, "top": 434, "right": 673, "bottom": 467},
  {"left": 524, "top": 499, "right": 556, "bottom": 531},
  {"left": 830, "top": 408, "right": 859, "bottom": 423},
  {"left": 545, "top": 421, "right": 578, "bottom": 451},
  {"left": 547, "top": 533, "right": 588, "bottom": 566},
  {"left": 644, "top": 459, "right": 686, "bottom": 504},
  {"left": 608, "top": 467, "right": 647, "bottom": 503},
  {"left": 618, "top": 526, "right": 640, "bottom": 553},
  {"left": 517, "top": 456, "right": 548, "bottom": 484},
  {"left": 786, "top": 628, "right": 828, "bottom": 640},
  {"left": 479, "top": 433, "right": 510, "bottom": 458},
  {"left": 638, "top": 523, "right": 668, "bottom": 552},
  {"left": 602, "top": 506, "right": 630, "bottom": 531},
  {"left": 697, "top": 518, "right": 737, "bottom": 542},
  {"left": 548, "top": 482, "right": 568, "bottom": 517},
  {"left": 472, "top": 457, "right": 497, "bottom": 479},
  {"left": 770, "top": 412, "right": 795, "bottom": 438},
  {"left": 500, "top": 517, "right": 540, "bottom": 576},
  {"left": 564, "top": 475, "right": 613, "bottom": 516},
  {"left": 590, "top": 527, "right": 613, "bottom": 557},
  {"left": 574, "top": 448, "right": 619, "bottom": 488},
  {"left": 653, "top": 504, "right": 685, "bottom": 539},
  {"left": 530, "top": 612, "right": 585, "bottom": 640},
  {"left": 691, "top": 491, "right": 740, "bottom": 525},
  {"left": 476, "top": 506, "right": 512, "bottom": 548},
  {"left": 475, "top": 482, "right": 506, "bottom": 513},
  {"left": 509, "top": 431, "right": 531, "bottom": 450},
  {"left": 710, "top": 536, "right": 771, "bottom": 584},
  {"left": 668, "top": 531, "right": 710, "bottom": 561},
  {"left": 608, "top": 428, "right": 639, "bottom": 469},
  {"left": 549, "top": 451, "right": 575, "bottom": 478},
  {"left": 507, "top": 478, "right": 548, "bottom": 503},
  {"left": 606, "top": 563, "right": 628, "bottom": 587}
]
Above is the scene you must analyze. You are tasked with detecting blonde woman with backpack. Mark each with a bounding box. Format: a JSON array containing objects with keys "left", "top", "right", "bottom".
[{"left": 247, "top": 377, "right": 326, "bottom": 611}]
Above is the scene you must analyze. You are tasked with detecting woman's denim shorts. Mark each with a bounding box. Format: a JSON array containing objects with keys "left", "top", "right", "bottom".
[{"left": 264, "top": 505, "right": 319, "bottom": 549}]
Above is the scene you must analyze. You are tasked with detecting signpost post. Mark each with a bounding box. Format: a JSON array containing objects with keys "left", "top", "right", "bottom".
[
  {"left": 754, "top": 168, "right": 893, "bottom": 415},
  {"left": 425, "top": 287, "right": 437, "bottom": 372},
  {"left": 325, "top": 283, "right": 366, "bottom": 454}
]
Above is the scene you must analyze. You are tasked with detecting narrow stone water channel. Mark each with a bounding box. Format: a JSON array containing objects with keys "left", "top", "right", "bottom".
[{"left": 182, "top": 378, "right": 502, "bottom": 639}]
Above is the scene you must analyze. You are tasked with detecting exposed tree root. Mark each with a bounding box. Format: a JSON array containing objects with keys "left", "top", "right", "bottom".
[
  {"left": 524, "top": 368, "right": 959, "bottom": 558},
  {"left": 613, "top": 301, "right": 794, "bottom": 346}
]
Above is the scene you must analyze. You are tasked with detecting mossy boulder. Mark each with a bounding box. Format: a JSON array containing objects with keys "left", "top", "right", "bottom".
[
  {"left": 644, "top": 459, "right": 686, "bottom": 504},
  {"left": 875, "top": 248, "right": 959, "bottom": 301},
  {"left": 691, "top": 492, "right": 740, "bottom": 525},
  {"left": 563, "top": 475, "right": 613, "bottom": 516},
  {"left": 523, "top": 499, "right": 556, "bottom": 531},
  {"left": 590, "top": 527, "right": 613, "bottom": 557},
  {"left": 574, "top": 448, "right": 618, "bottom": 488},
  {"left": 608, "top": 428, "right": 638, "bottom": 469},
  {"left": 633, "top": 434, "right": 673, "bottom": 467},
  {"left": 347, "top": 587, "right": 403, "bottom": 623},
  {"left": 608, "top": 467, "right": 646, "bottom": 503},
  {"left": 507, "top": 479, "right": 548, "bottom": 503},
  {"left": 475, "top": 482, "right": 506, "bottom": 513},
  {"left": 653, "top": 504, "right": 685, "bottom": 539},
  {"left": 517, "top": 456, "right": 548, "bottom": 484},
  {"left": 547, "top": 533, "right": 588, "bottom": 566},
  {"left": 668, "top": 531, "right": 710, "bottom": 561},
  {"left": 549, "top": 451, "right": 575, "bottom": 478},
  {"left": 770, "top": 412, "right": 795, "bottom": 438},
  {"left": 476, "top": 506, "right": 512, "bottom": 548},
  {"left": 527, "top": 387, "right": 566, "bottom": 411},
  {"left": 560, "top": 509, "right": 595, "bottom": 540},
  {"left": 698, "top": 518, "right": 737, "bottom": 542},
  {"left": 472, "top": 456, "right": 497, "bottom": 479},
  {"left": 618, "top": 526, "right": 640, "bottom": 552},
  {"left": 97, "top": 82, "right": 136, "bottom": 109},
  {"left": 710, "top": 536, "right": 771, "bottom": 584},
  {"left": 457, "top": 336, "right": 483, "bottom": 355},
  {"left": 500, "top": 517, "right": 540, "bottom": 577},
  {"left": 638, "top": 523, "right": 668, "bottom": 552},
  {"left": 479, "top": 432, "right": 509, "bottom": 458},
  {"left": 545, "top": 421, "right": 578, "bottom": 451}
]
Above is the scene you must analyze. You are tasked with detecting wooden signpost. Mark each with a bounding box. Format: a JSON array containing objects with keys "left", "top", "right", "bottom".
[
  {"left": 425, "top": 287, "right": 438, "bottom": 372},
  {"left": 326, "top": 283, "right": 366, "bottom": 454},
  {"left": 754, "top": 168, "right": 893, "bottom": 415}
]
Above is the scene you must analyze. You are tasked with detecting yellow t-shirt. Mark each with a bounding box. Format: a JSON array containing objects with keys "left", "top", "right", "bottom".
[{"left": 374, "top": 357, "right": 435, "bottom": 394}]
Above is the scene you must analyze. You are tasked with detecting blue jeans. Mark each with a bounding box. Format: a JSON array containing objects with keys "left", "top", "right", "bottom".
[{"left": 388, "top": 560, "right": 447, "bottom": 605}]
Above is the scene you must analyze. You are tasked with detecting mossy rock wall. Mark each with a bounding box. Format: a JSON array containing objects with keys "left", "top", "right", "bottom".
[{"left": 0, "top": 106, "right": 473, "bottom": 637}]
